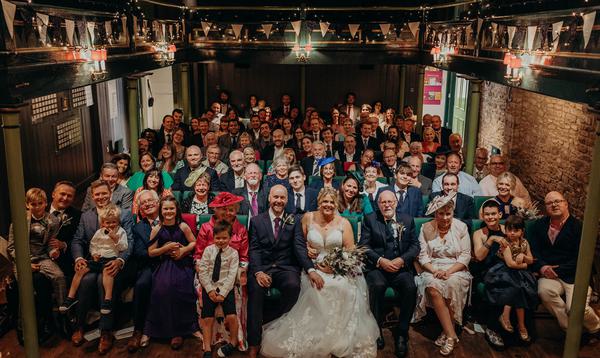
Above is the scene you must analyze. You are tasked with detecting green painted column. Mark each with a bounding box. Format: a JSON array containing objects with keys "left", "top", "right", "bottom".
[
  {"left": 563, "top": 115, "right": 600, "bottom": 358},
  {"left": 180, "top": 63, "right": 192, "bottom": 120},
  {"left": 398, "top": 64, "right": 407, "bottom": 111},
  {"left": 1, "top": 105, "right": 40, "bottom": 358},
  {"left": 464, "top": 79, "right": 482, "bottom": 174},
  {"left": 415, "top": 65, "right": 426, "bottom": 133},
  {"left": 300, "top": 65, "right": 306, "bottom": 113},
  {"left": 127, "top": 77, "right": 140, "bottom": 171}
]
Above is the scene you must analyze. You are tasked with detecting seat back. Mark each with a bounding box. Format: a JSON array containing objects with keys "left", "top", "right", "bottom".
[
  {"left": 422, "top": 195, "right": 430, "bottom": 211},
  {"left": 414, "top": 217, "right": 432, "bottom": 237},
  {"left": 256, "top": 160, "right": 266, "bottom": 173},
  {"left": 171, "top": 190, "right": 183, "bottom": 203},
  {"left": 181, "top": 213, "right": 198, "bottom": 236}
]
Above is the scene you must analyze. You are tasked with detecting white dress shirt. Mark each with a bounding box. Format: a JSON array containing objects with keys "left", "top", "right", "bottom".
[
  {"left": 268, "top": 208, "right": 284, "bottom": 234},
  {"left": 292, "top": 188, "right": 306, "bottom": 210}
]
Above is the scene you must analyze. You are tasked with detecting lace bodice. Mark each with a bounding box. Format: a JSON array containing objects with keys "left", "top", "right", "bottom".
[{"left": 306, "top": 214, "right": 344, "bottom": 259}]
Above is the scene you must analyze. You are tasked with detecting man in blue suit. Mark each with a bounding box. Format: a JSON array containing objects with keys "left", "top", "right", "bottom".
[
  {"left": 286, "top": 165, "right": 318, "bottom": 214},
  {"left": 378, "top": 163, "right": 423, "bottom": 217}
]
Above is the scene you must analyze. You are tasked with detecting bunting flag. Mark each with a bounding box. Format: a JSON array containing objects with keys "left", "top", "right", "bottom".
[
  {"left": 168, "top": 24, "right": 173, "bottom": 40},
  {"left": 408, "top": 21, "right": 420, "bottom": 39},
  {"left": 142, "top": 19, "right": 148, "bottom": 36},
  {"left": 161, "top": 23, "right": 166, "bottom": 41},
  {"left": 65, "top": 19, "right": 75, "bottom": 45},
  {"left": 201, "top": 21, "right": 211, "bottom": 37},
  {"left": 379, "top": 23, "right": 391, "bottom": 36},
  {"left": 104, "top": 20, "right": 112, "bottom": 39},
  {"left": 231, "top": 24, "right": 243, "bottom": 39},
  {"left": 583, "top": 11, "right": 596, "bottom": 49},
  {"left": 319, "top": 21, "right": 330, "bottom": 37},
  {"left": 476, "top": 18, "right": 484, "bottom": 38},
  {"left": 552, "top": 21, "right": 563, "bottom": 52},
  {"left": 507, "top": 26, "right": 516, "bottom": 48},
  {"left": 291, "top": 20, "right": 301, "bottom": 36},
  {"left": 175, "top": 22, "right": 180, "bottom": 38},
  {"left": 133, "top": 16, "right": 138, "bottom": 36},
  {"left": 77, "top": 21, "right": 87, "bottom": 45},
  {"left": 527, "top": 25, "right": 537, "bottom": 50},
  {"left": 262, "top": 23, "right": 272, "bottom": 39},
  {"left": 1, "top": 0, "right": 16, "bottom": 39},
  {"left": 87, "top": 21, "right": 95, "bottom": 44},
  {"left": 36, "top": 13, "right": 50, "bottom": 44},
  {"left": 121, "top": 16, "right": 127, "bottom": 42},
  {"left": 348, "top": 24, "right": 360, "bottom": 39}
]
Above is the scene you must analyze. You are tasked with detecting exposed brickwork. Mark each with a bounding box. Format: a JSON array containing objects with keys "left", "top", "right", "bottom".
[{"left": 478, "top": 81, "right": 598, "bottom": 219}]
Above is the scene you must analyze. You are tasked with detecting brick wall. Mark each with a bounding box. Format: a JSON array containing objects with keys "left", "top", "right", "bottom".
[{"left": 477, "top": 81, "right": 598, "bottom": 219}]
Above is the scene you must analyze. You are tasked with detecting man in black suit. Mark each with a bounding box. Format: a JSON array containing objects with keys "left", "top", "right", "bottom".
[
  {"left": 382, "top": 149, "right": 400, "bottom": 178},
  {"left": 431, "top": 115, "right": 452, "bottom": 147},
  {"left": 360, "top": 190, "right": 419, "bottom": 357},
  {"left": 356, "top": 121, "right": 380, "bottom": 153},
  {"left": 300, "top": 141, "right": 344, "bottom": 179},
  {"left": 171, "top": 108, "right": 189, "bottom": 135},
  {"left": 273, "top": 93, "right": 293, "bottom": 118},
  {"left": 233, "top": 163, "right": 268, "bottom": 220},
  {"left": 247, "top": 185, "right": 323, "bottom": 358},
  {"left": 286, "top": 165, "right": 318, "bottom": 214},
  {"left": 156, "top": 114, "right": 176, "bottom": 150},
  {"left": 429, "top": 173, "right": 473, "bottom": 221},
  {"left": 172, "top": 145, "right": 222, "bottom": 191},
  {"left": 320, "top": 127, "right": 339, "bottom": 157},
  {"left": 399, "top": 118, "right": 422, "bottom": 144},
  {"left": 217, "top": 119, "right": 242, "bottom": 155},
  {"left": 334, "top": 134, "right": 360, "bottom": 164},
  {"left": 246, "top": 114, "right": 262, "bottom": 141},
  {"left": 261, "top": 129, "right": 287, "bottom": 161},
  {"left": 220, "top": 150, "right": 246, "bottom": 192},
  {"left": 49, "top": 181, "right": 81, "bottom": 279},
  {"left": 379, "top": 163, "right": 424, "bottom": 218}
]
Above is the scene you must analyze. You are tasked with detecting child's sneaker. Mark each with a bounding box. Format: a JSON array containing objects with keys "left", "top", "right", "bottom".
[
  {"left": 217, "top": 343, "right": 236, "bottom": 357},
  {"left": 59, "top": 297, "right": 78, "bottom": 313},
  {"left": 100, "top": 299, "right": 113, "bottom": 314}
]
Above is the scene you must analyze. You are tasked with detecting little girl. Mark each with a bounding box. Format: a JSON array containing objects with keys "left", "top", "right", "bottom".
[{"left": 484, "top": 215, "right": 538, "bottom": 342}]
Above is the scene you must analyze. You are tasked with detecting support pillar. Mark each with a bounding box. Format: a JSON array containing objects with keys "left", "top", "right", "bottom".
[
  {"left": 415, "top": 65, "right": 426, "bottom": 133},
  {"left": 180, "top": 63, "right": 191, "bottom": 120},
  {"left": 464, "top": 79, "right": 482, "bottom": 174},
  {"left": 1, "top": 105, "right": 40, "bottom": 358},
  {"left": 127, "top": 77, "right": 140, "bottom": 171},
  {"left": 563, "top": 115, "right": 600, "bottom": 358},
  {"left": 300, "top": 65, "right": 306, "bottom": 113},
  {"left": 398, "top": 64, "right": 407, "bottom": 111}
]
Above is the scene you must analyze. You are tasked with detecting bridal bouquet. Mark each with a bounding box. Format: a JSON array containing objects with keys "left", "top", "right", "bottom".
[
  {"left": 515, "top": 200, "right": 542, "bottom": 221},
  {"left": 320, "top": 246, "right": 368, "bottom": 278}
]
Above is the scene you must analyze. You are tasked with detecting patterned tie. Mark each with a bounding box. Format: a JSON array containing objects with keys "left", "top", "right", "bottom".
[
  {"left": 312, "top": 162, "right": 320, "bottom": 176},
  {"left": 250, "top": 192, "right": 258, "bottom": 216},
  {"left": 274, "top": 217, "right": 281, "bottom": 239},
  {"left": 212, "top": 248, "right": 222, "bottom": 283},
  {"left": 296, "top": 193, "right": 302, "bottom": 212}
]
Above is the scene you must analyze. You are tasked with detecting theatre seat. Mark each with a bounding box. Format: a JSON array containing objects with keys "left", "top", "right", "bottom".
[{"left": 413, "top": 217, "right": 432, "bottom": 237}]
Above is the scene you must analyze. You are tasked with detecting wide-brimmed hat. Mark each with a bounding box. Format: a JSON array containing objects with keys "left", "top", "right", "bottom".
[
  {"left": 425, "top": 190, "right": 457, "bottom": 216},
  {"left": 209, "top": 192, "right": 244, "bottom": 208},
  {"left": 317, "top": 157, "right": 336, "bottom": 167},
  {"left": 184, "top": 167, "right": 208, "bottom": 188}
]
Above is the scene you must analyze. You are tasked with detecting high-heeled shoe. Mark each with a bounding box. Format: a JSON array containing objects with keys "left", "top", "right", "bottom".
[
  {"left": 499, "top": 315, "right": 514, "bottom": 333},
  {"left": 440, "top": 337, "right": 458, "bottom": 356},
  {"left": 519, "top": 328, "right": 531, "bottom": 342},
  {"left": 434, "top": 334, "right": 447, "bottom": 347}
]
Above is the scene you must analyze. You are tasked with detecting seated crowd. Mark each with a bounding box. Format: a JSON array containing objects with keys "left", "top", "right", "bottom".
[{"left": 3, "top": 91, "right": 599, "bottom": 357}]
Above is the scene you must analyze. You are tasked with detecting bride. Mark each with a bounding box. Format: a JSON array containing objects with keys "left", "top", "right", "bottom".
[{"left": 261, "top": 187, "right": 379, "bottom": 358}]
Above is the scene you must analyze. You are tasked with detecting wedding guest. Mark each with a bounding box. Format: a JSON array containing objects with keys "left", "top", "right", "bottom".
[
  {"left": 473, "top": 148, "right": 489, "bottom": 182},
  {"left": 49, "top": 181, "right": 81, "bottom": 279},
  {"left": 172, "top": 128, "right": 187, "bottom": 161},
  {"left": 264, "top": 157, "right": 291, "bottom": 191},
  {"left": 286, "top": 165, "right": 318, "bottom": 214},
  {"left": 494, "top": 172, "right": 519, "bottom": 219},
  {"left": 243, "top": 146, "right": 259, "bottom": 165},
  {"left": 180, "top": 171, "right": 215, "bottom": 217},
  {"left": 220, "top": 150, "right": 247, "bottom": 192},
  {"left": 127, "top": 153, "right": 174, "bottom": 192},
  {"left": 111, "top": 153, "right": 132, "bottom": 187},
  {"left": 429, "top": 173, "right": 474, "bottom": 221},
  {"left": 338, "top": 173, "right": 374, "bottom": 215},
  {"left": 361, "top": 162, "right": 388, "bottom": 203},
  {"left": 407, "top": 156, "right": 432, "bottom": 196},
  {"left": 309, "top": 157, "right": 341, "bottom": 191},
  {"left": 422, "top": 127, "right": 440, "bottom": 154},
  {"left": 156, "top": 143, "right": 184, "bottom": 175},
  {"left": 431, "top": 152, "right": 481, "bottom": 197},
  {"left": 379, "top": 163, "right": 423, "bottom": 218},
  {"left": 172, "top": 146, "right": 221, "bottom": 192},
  {"left": 233, "top": 163, "right": 268, "bottom": 220},
  {"left": 83, "top": 163, "right": 134, "bottom": 212},
  {"left": 479, "top": 155, "right": 530, "bottom": 202},
  {"left": 203, "top": 144, "right": 229, "bottom": 176},
  {"left": 131, "top": 169, "right": 172, "bottom": 217}
]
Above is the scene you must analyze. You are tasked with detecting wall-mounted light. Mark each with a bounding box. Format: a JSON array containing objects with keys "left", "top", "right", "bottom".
[
  {"left": 90, "top": 48, "right": 108, "bottom": 80},
  {"left": 503, "top": 52, "right": 522, "bottom": 86},
  {"left": 430, "top": 46, "right": 441, "bottom": 63},
  {"left": 153, "top": 43, "right": 176, "bottom": 65},
  {"left": 293, "top": 42, "right": 312, "bottom": 63}
]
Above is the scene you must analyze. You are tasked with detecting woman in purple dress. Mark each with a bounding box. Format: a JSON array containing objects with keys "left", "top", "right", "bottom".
[{"left": 144, "top": 196, "right": 199, "bottom": 350}]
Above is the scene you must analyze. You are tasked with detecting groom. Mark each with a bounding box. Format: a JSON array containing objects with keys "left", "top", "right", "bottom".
[
  {"left": 247, "top": 184, "right": 322, "bottom": 358},
  {"left": 359, "top": 190, "right": 420, "bottom": 358}
]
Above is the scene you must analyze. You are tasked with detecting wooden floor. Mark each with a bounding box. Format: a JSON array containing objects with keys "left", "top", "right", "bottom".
[{"left": 1, "top": 316, "right": 600, "bottom": 358}]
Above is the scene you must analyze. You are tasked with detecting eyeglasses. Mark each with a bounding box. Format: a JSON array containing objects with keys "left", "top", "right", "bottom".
[
  {"left": 545, "top": 199, "right": 565, "bottom": 206},
  {"left": 490, "top": 162, "right": 505, "bottom": 165}
]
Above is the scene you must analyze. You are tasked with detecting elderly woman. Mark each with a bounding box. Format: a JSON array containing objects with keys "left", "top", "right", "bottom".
[
  {"left": 111, "top": 153, "right": 132, "bottom": 187},
  {"left": 309, "top": 157, "right": 341, "bottom": 191},
  {"left": 404, "top": 141, "right": 431, "bottom": 164},
  {"left": 128, "top": 152, "right": 174, "bottom": 191},
  {"left": 131, "top": 169, "right": 173, "bottom": 217},
  {"left": 265, "top": 157, "right": 291, "bottom": 191},
  {"left": 495, "top": 172, "right": 519, "bottom": 219},
  {"left": 243, "top": 146, "right": 258, "bottom": 164},
  {"left": 180, "top": 171, "right": 215, "bottom": 217},
  {"left": 415, "top": 192, "right": 472, "bottom": 356},
  {"left": 156, "top": 143, "right": 184, "bottom": 175},
  {"left": 194, "top": 192, "right": 249, "bottom": 351},
  {"left": 422, "top": 127, "right": 441, "bottom": 154},
  {"left": 361, "top": 163, "right": 387, "bottom": 203},
  {"left": 338, "top": 173, "right": 374, "bottom": 215}
]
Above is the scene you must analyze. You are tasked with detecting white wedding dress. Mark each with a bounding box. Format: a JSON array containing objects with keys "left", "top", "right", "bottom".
[{"left": 261, "top": 216, "right": 379, "bottom": 358}]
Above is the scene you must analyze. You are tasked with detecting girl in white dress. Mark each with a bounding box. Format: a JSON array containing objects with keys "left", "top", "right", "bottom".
[{"left": 261, "top": 188, "right": 379, "bottom": 358}]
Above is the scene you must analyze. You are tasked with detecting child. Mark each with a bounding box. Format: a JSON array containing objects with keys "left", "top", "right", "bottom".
[
  {"left": 198, "top": 220, "right": 239, "bottom": 358},
  {"left": 60, "top": 203, "right": 127, "bottom": 314},
  {"left": 484, "top": 215, "right": 538, "bottom": 342},
  {"left": 8, "top": 188, "right": 66, "bottom": 306}
]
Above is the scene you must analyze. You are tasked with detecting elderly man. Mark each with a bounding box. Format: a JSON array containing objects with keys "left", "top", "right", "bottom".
[
  {"left": 381, "top": 149, "right": 400, "bottom": 178},
  {"left": 473, "top": 147, "right": 489, "bottom": 182},
  {"left": 449, "top": 133, "right": 463, "bottom": 154},
  {"left": 202, "top": 144, "right": 229, "bottom": 176},
  {"left": 429, "top": 173, "right": 473, "bottom": 221},
  {"left": 172, "top": 145, "right": 221, "bottom": 191},
  {"left": 479, "top": 154, "right": 531, "bottom": 202},
  {"left": 432, "top": 152, "right": 482, "bottom": 197},
  {"left": 70, "top": 180, "right": 134, "bottom": 353},
  {"left": 360, "top": 190, "right": 419, "bottom": 357},
  {"left": 82, "top": 163, "right": 134, "bottom": 212},
  {"left": 431, "top": 115, "right": 452, "bottom": 147},
  {"left": 233, "top": 163, "right": 268, "bottom": 219},
  {"left": 407, "top": 156, "right": 432, "bottom": 196},
  {"left": 531, "top": 191, "right": 600, "bottom": 334},
  {"left": 127, "top": 190, "right": 161, "bottom": 352},
  {"left": 301, "top": 140, "right": 343, "bottom": 178},
  {"left": 220, "top": 150, "right": 246, "bottom": 191}
]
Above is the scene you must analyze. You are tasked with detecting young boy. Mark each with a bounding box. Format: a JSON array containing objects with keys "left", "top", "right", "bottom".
[
  {"left": 60, "top": 203, "right": 127, "bottom": 314},
  {"left": 8, "top": 188, "right": 66, "bottom": 306},
  {"left": 198, "top": 220, "right": 239, "bottom": 358}
]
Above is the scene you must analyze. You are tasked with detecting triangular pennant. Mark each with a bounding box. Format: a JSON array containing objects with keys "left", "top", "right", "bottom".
[
  {"left": 476, "top": 18, "right": 484, "bottom": 43},
  {"left": 379, "top": 23, "right": 391, "bottom": 36},
  {"left": 201, "top": 21, "right": 212, "bottom": 37},
  {"left": 65, "top": 19, "right": 75, "bottom": 45},
  {"left": 552, "top": 21, "right": 563, "bottom": 52},
  {"left": 169, "top": 24, "right": 173, "bottom": 40},
  {"left": 133, "top": 16, "right": 138, "bottom": 36},
  {"left": 408, "top": 21, "right": 420, "bottom": 39},
  {"left": 175, "top": 23, "right": 180, "bottom": 39},
  {"left": 291, "top": 20, "right": 301, "bottom": 36},
  {"left": 142, "top": 19, "right": 148, "bottom": 36},
  {"left": 105, "top": 20, "right": 112, "bottom": 38},
  {"left": 583, "top": 11, "right": 596, "bottom": 49},
  {"left": 231, "top": 24, "right": 243, "bottom": 39},
  {"left": 507, "top": 26, "right": 516, "bottom": 48},
  {"left": 527, "top": 25, "right": 537, "bottom": 50},
  {"left": 87, "top": 21, "right": 95, "bottom": 45},
  {"left": 1, "top": 0, "right": 16, "bottom": 39},
  {"left": 36, "top": 13, "right": 49, "bottom": 45},
  {"left": 76, "top": 21, "right": 87, "bottom": 45},
  {"left": 348, "top": 24, "right": 360, "bottom": 39},
  {"left": 319, "top": 21, "right": 330, "bottom": 37},
  {"left": 262, "top": 23, "right": 272, "bottom": 39},
  {"left": 121, "top": 16, "right": 127, "bottom": 43}
]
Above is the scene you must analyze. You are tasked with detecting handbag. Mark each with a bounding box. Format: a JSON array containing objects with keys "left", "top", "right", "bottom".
[{"left": 147, "top": 79, "right": 154, "bottom": 107}]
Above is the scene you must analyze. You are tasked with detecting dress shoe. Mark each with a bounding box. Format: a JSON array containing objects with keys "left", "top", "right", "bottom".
[
  {"left": 98, "top": 331, "right": 114, "bottom": 354},
  {"left": 71, "top": 329, "right": 84, "bottom": 347},
  {"left": 377, "top": 336, "right": 385, "bottom": 350},
  {"left": 170, "top": 336, "right": 184, "bottom": 350},
  {"left": 128, "top": 330, "right": 143, "bottom": 352},
  {"left": 395, "top": 335, "right": 408, "bottom": 358}
]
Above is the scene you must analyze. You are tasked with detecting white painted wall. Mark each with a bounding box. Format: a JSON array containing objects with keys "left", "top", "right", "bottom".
[{"left": 140, "top": 66, "right": 175, "bottom": 131}]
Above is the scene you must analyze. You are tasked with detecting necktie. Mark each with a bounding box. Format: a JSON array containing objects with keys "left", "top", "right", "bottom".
[
  {"left": 347, "top": 105, "right": 352, "bottom": 118},
  {"left": 397, "top": 190, "right": 405, "bottom": 204},
  {"left": 151, "top": 218, "right": 159, "bottom": 227},
  {"left": 364, "top": 138, "right": 368, "bottom": 148},
  {"left": 166, "top": 133, "right": 172, "bottom": 144},
  {"left": 312, "top": 162, "right": 320, "bottom": 176},
  {"left": 231, "top": 135, "right": 237, "bottom": 148},
  {"left": 296, "top": 193, "right": 302, "bottom": 211},
  {"left": 314, "top": 133, "right": 319, "bottom": 141},
  {"left": 274, "top": 217, "right": 281, "bottom": 239},
  {"left": 212, "top": 248, "right": 222, "bottom": 283},
  {"left": 250, "top": 192, "right": 258, "bottom": 216}
]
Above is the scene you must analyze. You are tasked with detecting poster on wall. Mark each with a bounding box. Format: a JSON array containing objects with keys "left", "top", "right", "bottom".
[{"left": 423, "top": 67, "right": 443, "bottom": 105}]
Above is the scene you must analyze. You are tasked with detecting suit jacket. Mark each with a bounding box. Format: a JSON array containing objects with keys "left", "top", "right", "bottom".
[
  {"left": 341, "top": 104, "right": 361, "bottom": 122},
  {"left": 429, "top": 191, "right": 474, "bottom": 220},
  {"left": 71, "top": 207, "right": 134, "bottom": 263},
  {"left": 286, "top": 187, "right": 319, "bottom": 214},
  {"left": 220, "top": 170, "right": 246, "bottom": 192},
  {"left": 308, "top": 178, "right": 341, "bottom": 191},
  {"left": 300, "top": 156, "right": 344, "bottom": 180},
  {"left": 131, "top": 217, "right": 160, "bottom": 269},
  {"left": 51, "top": 206, "right": 81, "bottom": 275},
  {"left": 334, "top": 149, "right": 361, "bottom": 164},
  {"left": 322, "top": 141, "right": 341, "bottom": 158},
  {"left": 274, "top": 104, "right": 295, "bottom": 118},
  {"left": 217, "top": 133, "right": 241, "bottom": 155},
  {"left": 172, "top": 165, "right": 222, "bottom": 192},
  {"left": 355, "top": 136, "right": 380, "bottom": 152},
  {"left": 415, "top": 174, "right": 432, "bottom": 196},
  {"left": 81, "top": 184, "right": 134, "bottom": 212},
  {"left": 233, "top": 186, "right": 269, "bottom": 216},
  {"left": 248, "top": 212, "right": 314, "bottom": 275},
  {"left": 400, "top": 131, "right": 422, "bottom": 144},
  {"left": 359, "top": 211, "right": 420, "bottom": 271},
  {"left": 260, "top": 144, "right": 287, "bottom": 161},
  {"left": 379, "top": 185, "right": 424, "bottom": 217},
  {"left": 530, "top": 216, "right": 582, "bottom": 284},
  {"left": 381, "top": 161, "right": 401, "bottom": 178},
  {"left": 434, "top": 127, "right": 453, "bottom": 147}
]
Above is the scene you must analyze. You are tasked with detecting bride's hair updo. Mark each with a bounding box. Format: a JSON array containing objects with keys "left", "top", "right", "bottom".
[{"left": 317, "top": 187, "right": 340, "bottom": 211}]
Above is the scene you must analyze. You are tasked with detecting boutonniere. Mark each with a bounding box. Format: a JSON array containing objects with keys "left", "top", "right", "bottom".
[
  {"left": 391, "top": 222, "right": 405, "bottom": 241},
  {"left": 282, "top": 213, "right": 295, "bottom": 226}
]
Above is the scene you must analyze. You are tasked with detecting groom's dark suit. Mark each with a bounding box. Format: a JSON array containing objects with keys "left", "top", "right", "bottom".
[
  {"left": 247, "top": 211, "right": 314, "bottom": 347},
  {"left": 359, "top": 211, "right": 419, "bottom": 340}
]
